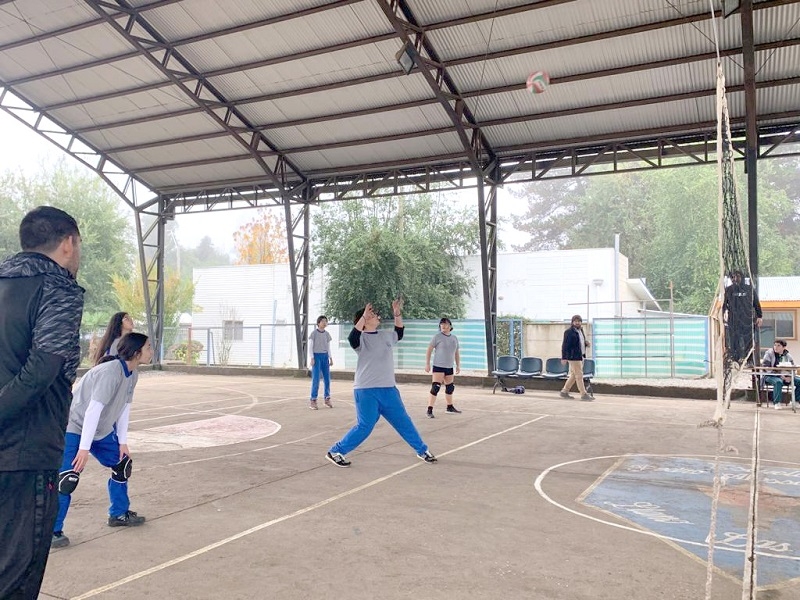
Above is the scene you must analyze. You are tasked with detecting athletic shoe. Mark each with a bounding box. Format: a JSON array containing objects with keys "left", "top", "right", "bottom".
[
  {"left": 446, "top": 405, "right": 462, "bottom": 414},
  {"left": 51, "top": 532, "right": 70, "bottom": 548},
  {"left": 580, "top": 394, "right": 594, "bottom": 401},
  {"left": 559, "top": 391, "right": 573, "bottom": 399},
  {"left": 427, "top": 408, "right": 434, "bottom": 418},
  {"left": 325, "top": 451, "right": 351, "bottom": 467},
  {"left": 324, "top": 397, "right": 333, "bottom": 408},
  {"left": 309, "top": 400, "right": 318, "bottom": 410},
  {"left": 774, "top": 404, "right": 782, "bottom": 410},
  {"left": 417, "top": 451, "right": 438, "bottom": 463},
  {"left": 108, "top": 511, "right": 145, "bottom": 527}
]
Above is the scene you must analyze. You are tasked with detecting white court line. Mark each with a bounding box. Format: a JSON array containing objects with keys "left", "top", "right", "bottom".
[
  {"left": 70, "top": 415, "right": 548, "bottom": 600},
  {"left": 162, "top": 431, "right": 331, "bottom": 467},
  {"left": 130, "top": 396, "right": 300, "bottom": 424}
]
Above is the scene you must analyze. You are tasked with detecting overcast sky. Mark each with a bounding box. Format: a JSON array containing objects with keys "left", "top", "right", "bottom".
[{"left": 0, "top": 110, "right": 525, "bottom": 255}]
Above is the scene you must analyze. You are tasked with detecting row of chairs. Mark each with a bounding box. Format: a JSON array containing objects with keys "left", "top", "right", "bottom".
[{"left": 491, "top": 356, "right": 596, "bottom": 394}]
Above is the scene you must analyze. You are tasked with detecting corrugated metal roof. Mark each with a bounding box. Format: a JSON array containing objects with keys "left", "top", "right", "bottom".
[
  {"left": 0, "top": 0, "right": 797, "bottom": 196},
  {"left": 759, "top": 277, "right": 800, "bottom": 302}
]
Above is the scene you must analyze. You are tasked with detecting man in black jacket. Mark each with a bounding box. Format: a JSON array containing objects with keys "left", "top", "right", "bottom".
[
  {"left": 0, "top": 206, "right": 84, "bottom": 600},
  {"left": 560, "top": 314, "right": 593, "bottom": 401},
  {"left": 722, "top": 269, "right": 763, "bottom": 363}
]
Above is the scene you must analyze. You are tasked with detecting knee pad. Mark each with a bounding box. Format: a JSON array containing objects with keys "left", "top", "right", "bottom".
[
  {"left": 111, "top": 456, "right": 133, "bottom": 483},
  {"left": 58, "top": 470, "right": 80, "bottom": 495},
  {"left": 430, "top": 382, "right": 441, "bottom": 396},
  {"left": 445, "top": 383, "right": 455, "bottom": 395}
]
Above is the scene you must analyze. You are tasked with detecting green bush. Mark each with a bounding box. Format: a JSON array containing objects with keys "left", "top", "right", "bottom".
[{"left": 171, "top": 340, "right": 203, "bottom": 364}]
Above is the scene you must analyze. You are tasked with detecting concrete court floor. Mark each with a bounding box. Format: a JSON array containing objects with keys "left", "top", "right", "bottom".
[{"left": 39, "top": 372, "right": 800, "bottom": 600}]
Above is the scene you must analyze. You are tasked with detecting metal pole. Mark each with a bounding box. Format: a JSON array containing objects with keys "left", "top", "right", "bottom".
[
  {"left": 614, "top": 233, "right": 621, "bottom": 317},
  {"left": 741, "top": 0, "right": 758, "bottom": 280},
  {"left": 669, "top": 281, "right": 676, "bottom": 378}
]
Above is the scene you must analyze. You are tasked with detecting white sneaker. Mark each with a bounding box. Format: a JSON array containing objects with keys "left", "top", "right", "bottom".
[{"left": 774, "top": 404, "right": 782, "bottom": 410}]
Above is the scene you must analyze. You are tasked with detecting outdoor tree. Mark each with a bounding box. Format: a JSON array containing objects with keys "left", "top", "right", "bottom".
[
  {"left": 312, "top": 193, "right": 479, "bottom": 321},
  {"left": 509, "top": 157, "right": 800, "bottom": 314},
  {"left": 163, "top": 222, "right": 231, "bottom": 280},
  {"left": 111, "top": 267, "right": 195, "bottom": 332},
  {"left": 233, "top": 209, "right": 288, "bottom": 264},
  {"left": 0, "top": 161, "right": 134, "bottom": 322}
]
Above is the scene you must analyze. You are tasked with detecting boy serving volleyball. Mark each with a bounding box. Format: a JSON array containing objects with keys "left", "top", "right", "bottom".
[{"left": 326, "top": 299, "right": 436, "bottom": 467}]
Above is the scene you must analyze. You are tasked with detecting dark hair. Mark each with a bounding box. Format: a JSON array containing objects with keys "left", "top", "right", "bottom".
[
  {"left": 98, "top": 332, "right": 149, "bottom": 364},
  {"left": 571, "top": 315, "right": 583, "bottom": 323},
  {"left": 316, "top": 315, "right": 328, "bottom": 325},
  {"left": 94, "top": 312, "right": 129, "bottom": 365},
  {"left": 354, "top": 308, "right": 365, "bottom": 324},
  {"left": 19, "top": 206, "right": 80, "bottom": 253},
  {"left": 439, "top": 317, "right": 453, "bottom": 330},
  {"left": 775, "top": 339, "right": 788, "bottom": 347}
]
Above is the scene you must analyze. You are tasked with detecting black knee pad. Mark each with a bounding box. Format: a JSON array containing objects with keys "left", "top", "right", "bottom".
[
  {"left": 111, "top": 456, "right": 133, "bottom": 483},
  {"left": 445, "top": 383, "right": 455, "bottom": 395},
  {"left": 58, "top": 470, "right": 80, "bottom": 495},
  {"left": 430, "top": 382, "right": 441, "bottom": 395}
]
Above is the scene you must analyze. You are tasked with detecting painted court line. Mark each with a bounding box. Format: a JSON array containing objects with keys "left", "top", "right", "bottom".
[{"left": 70, "top": 415, "right": 548, "bottom": 599}]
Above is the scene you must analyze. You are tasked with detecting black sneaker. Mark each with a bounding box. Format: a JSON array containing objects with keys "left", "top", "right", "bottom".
[
  {"left": 427, "top": 408, "right": 435, "bottom": 418},
  {"left": 108, "top": 510, "right": 146, "bottom": 527},
  {"left": 446, "top": 405, "right": 461, "bottom": 414},
  {"left": 325, "top": 451, "right": 351, "bottom": 467},
  {"left": 51, "top": 531, "right": 70, "bottom": 548},
  {"left": 417, "top": 451, "right": 438, "bottom": 463}
]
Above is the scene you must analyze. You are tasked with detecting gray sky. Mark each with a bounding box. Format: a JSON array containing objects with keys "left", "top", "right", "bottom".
[{"left": 0, "top": 111, "right": 524, "bottom": 254}]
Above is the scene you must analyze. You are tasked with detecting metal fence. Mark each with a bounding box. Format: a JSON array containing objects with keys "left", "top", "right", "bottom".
[
  {"left": 592, "top": 316, "right": 710, "bottom": 378},
  {"left": 88, "top": 314, "right": 709, "bottom": 379}
]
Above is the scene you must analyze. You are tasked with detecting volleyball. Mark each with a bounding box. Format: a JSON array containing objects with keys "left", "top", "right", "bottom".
[{"left": 526, "top": 71, "right": 550, "bottom": 94}]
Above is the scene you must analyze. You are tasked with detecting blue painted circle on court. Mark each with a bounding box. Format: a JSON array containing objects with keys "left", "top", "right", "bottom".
[{"left": 535, "top": 454, "right": 800, "bottom": 590}]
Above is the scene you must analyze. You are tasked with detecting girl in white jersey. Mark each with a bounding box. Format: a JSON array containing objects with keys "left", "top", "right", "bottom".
[
  {"left": 51, "top": 332, "right": 153, "bottom": 548},
  {"left": 93, "top": 311, "right": 134, "bottom": 365}
]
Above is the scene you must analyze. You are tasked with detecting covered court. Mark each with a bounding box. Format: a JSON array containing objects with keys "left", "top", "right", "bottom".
[{"left": 41, "top": 372, "right": 800, "bottom": 599}]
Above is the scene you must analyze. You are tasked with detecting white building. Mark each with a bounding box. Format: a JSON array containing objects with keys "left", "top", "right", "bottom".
[
  {"left": 190, "top": 247, "right": 659, "bottom": 366},
  {"left": 191, "top": 263, "right": 332, "bottom": 367},
  {"left": 463, "top": 247, "right": 659, "bottom": 321}
]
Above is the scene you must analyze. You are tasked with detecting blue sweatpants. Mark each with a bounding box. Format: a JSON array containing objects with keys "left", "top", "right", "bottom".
[
  {"left": 54, "top": 431, "right": 130, "bottom": 533},
  {"left": 330, "top": 387, "right": 428, "bottom": 456},
  {"left": 310, "top": 352, "right": 331, "bottom": 399}
]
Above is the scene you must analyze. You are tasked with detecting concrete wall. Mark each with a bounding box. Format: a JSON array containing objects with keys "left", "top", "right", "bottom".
[{"left": 521, "top": 322, "right": 594, "bottom": 362}]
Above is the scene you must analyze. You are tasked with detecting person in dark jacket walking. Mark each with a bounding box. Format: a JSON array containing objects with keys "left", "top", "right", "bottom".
[
  {"left": 0, "top": 206, "right": 84, "bottom": 600},
  {"left": 560, "top": 314, "right": 593, "bottom": 401}
]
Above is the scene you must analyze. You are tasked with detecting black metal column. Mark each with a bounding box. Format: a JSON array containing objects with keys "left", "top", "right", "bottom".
[
  {"left": 741, "top": 0, "right": 759, "bottom": 279},
  {"left": 479, "top": 163, "right": 500, "bottom": 374}
]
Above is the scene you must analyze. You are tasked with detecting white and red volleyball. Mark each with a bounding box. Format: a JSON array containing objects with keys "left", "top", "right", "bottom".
[{"left": 526, "top": 71, "right": 550, "bottom": 94}]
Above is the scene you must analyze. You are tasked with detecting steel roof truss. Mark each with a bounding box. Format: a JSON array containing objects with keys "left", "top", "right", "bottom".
[{"left": 82, "top": 0, "right": 305, "bottom": 197}]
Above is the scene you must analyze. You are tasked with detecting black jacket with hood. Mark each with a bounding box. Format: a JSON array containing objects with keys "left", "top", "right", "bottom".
[{"left": 0, "top": 252, "right": 84, "bottom": 471}]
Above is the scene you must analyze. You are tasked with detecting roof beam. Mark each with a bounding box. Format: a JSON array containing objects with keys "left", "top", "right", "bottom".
[
  {"left": 375, "top": 0, "right": 491, "bottom": 173},
  {"left": 107, "top": 76, "right": 800, "bottom": 168},
  {"left": 93, "top": 37, "right": 800, "bottom": 154},
  {"left": 81, "top": 0, "right": 306, "bottom": 197},
  {"left": 6, "top": 0, "right": 574, "bottom": 86},
  {"left": 300, "top": 111, "right": 800, "bottom": 178},
  {"left": 0, "top": 0, "right": 181, "bottom": 53},
  {"left": 7, "top": 28, "right": 396, "bottom": 89},
  {"left": 11, "top": 0, "right": 796, "bottom": 90},
  {"left": 62, "top": 0, "right": 796, "bottom": 135}
]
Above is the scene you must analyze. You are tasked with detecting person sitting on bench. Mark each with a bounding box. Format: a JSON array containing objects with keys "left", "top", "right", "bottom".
[{"left": 762, "top": 339, "right": 800, "bottom": 409}]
